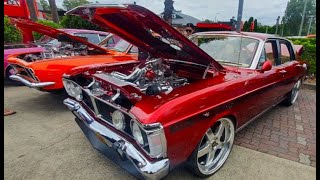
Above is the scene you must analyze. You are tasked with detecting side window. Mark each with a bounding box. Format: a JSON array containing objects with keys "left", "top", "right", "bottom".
[
  {"left": 257, "top": 46, "right": 266, "bottom": 68},
  {"left": 107, "top": 38, "right": 115, "bottom": 45},
  {"left": 264, "top": 42, "right": 276, "bottom": 66},
  {"left": 129, "top": 46, "right": 138, "bottom": 53},
  {"left": 74, "top": 33, "right": 100, "bottom": 44},
  {"left": 279, "top": 40, "right": 294, "bottom": 64},
  {"left": 99, "top": 34, "right": 107, "bottom": 41}
]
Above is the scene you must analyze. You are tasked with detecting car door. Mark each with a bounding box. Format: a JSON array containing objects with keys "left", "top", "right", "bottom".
[
  {"left": 273, "top": 39, "right": 302, "bottom": 101},
  {"left": 237, "top": 39, "right": 280, "bottom": 124},
  {"left": 253, "top": 39, "right": 283, "bottom": 111}
]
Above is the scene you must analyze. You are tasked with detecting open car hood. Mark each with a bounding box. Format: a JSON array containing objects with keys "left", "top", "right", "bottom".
[
  {"left": 9, "top": 18, "right": 109, "bottom": 54},
  {"left": 66, "top": 4, "right": 223, "bottom": 70}
]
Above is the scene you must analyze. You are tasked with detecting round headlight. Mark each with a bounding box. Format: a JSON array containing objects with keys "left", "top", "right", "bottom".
[
  {"left": 111, "top": 110, "right": 125, "bottom": 130},
  {"left": 74, "top": 86, "right": 83, "bottom": 101},
  {"left": 132, "top": 122, "right": 144, "bottom": 145},
  {"left": 63, "top": 80, "right": 82, "bottom": 101},
  {"left": 64, "top": 81, "right": 72, "bottom": 91}
]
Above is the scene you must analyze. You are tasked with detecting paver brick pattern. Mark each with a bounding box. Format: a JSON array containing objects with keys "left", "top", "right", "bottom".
[{"left": 234, "top": 88, "right": 316, "bottom": 167}]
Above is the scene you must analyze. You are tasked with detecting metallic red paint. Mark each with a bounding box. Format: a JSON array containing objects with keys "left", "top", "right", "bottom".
[
  {"left": 64, "top": 4, "right": 307, "bottom": 172},
  {"left": 66, "top": 4, "right": 224, "bottom": 70},
  {"left": 260, "top": 60, "right": 272, "bottom": 72}
]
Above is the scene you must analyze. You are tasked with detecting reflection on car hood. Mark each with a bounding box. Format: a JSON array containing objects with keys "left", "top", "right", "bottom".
[
  {"left": 9, "top": 18, "right": 109, "bottom": 54},
  {"left": 66, "top": 4, "right": 223, "bottom": 71}
]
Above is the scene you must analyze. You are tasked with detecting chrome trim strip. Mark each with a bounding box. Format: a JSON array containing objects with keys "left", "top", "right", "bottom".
[
  {"left": 236, "top": 103, "right": 277, "bottom": 133},
  {"left": 9, "top": 75, "right": 55, "bottom": 88},
  {"left": 63, "top": 98, "right": 170, "bottom": 179}
]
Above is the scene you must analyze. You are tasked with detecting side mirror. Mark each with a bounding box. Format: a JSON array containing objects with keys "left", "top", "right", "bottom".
[{"left": 260, "top": 60, "right": 272, "bottom": 73}]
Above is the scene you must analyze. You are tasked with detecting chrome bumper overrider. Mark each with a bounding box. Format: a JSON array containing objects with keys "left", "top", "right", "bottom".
[
  {"left": 9, "top": 75, "right": 55, "bottom": 88},
  {"left": 63, "top": 98, "right": 170, "bottom": 180}
]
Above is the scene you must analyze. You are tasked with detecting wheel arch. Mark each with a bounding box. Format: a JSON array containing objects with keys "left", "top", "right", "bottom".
[{"left": 222, "top": 115, "right": 238, "bottom": 129}]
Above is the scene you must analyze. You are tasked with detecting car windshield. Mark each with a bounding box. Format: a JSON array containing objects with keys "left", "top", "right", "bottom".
[
  {"left": 74, "top": 33, "right": 101, "bottom": 44},
  {"left": 39, "top": 33, "right": 104, "bottom": 46},
  {"left": 192, "top": 35, "right": 259, "bottom": 68},
  {"left": 38, "top": 35, "right": 61, "bottom": 46},
  {"left": 109, "top": 39, "right": 131, "bottom": 52}
]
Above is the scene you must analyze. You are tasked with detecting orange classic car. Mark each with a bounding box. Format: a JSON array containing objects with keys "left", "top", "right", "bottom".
[{"left": 8, "top": 19, "right": 139, "bottom": 93}]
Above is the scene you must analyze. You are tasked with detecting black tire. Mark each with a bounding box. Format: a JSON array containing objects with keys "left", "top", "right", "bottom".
[
  {"left": 281, "top": 79, "right": 302, "bottom": 106},
  {"left": 187, "top": 118, "right": 235, "bottom": 178},
  {"left": 5, "top": 66, "right": 14, "bottom": 81}
]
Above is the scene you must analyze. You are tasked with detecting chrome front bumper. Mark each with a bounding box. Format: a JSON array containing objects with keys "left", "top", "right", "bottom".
[
  {"left": 63, "top": 98, "right": 170, "bottom": 180},
  {"left": 9, "top": 75, "right": 55, "bottom": 88}
]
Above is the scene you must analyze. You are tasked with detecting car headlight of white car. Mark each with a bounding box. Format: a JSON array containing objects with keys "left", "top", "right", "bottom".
[{"left": 62, "top": 79, "right": 83, "bottom": 101}]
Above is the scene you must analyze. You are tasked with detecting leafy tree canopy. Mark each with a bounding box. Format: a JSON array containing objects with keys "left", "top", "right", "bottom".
[
  {"left": 60, "top": 15, "right": 104, "bottom": 31},
  {"left": 40, "top": 0, "right": 50, "bottom": 11},
  {"left": 203, "top": 19, "right": 214, "bottom": 23},
  {"left": 4, "top": 16, "right": 22, "bottom": 43},
  {"left": 282, "top": 0, "right": 316, "bottom": 36},
  {"left": 62, "top": 0, "right": 91, "bottom": 10}
]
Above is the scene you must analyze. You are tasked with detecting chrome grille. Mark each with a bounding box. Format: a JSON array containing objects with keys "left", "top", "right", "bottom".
[
  {"left": 82, "top": 90, "right": 94, "bottom": 110},
  {"left": 81, "top": 89, "right": 133, "bottom": 136},
  {"left": 94, "top": 98, "right": 115, "bottom": 123},
  {"left": 25, "top": 68, "right": 39, "bottom": 81},
  {"left": 13, "top": 64, "right": 39, "bottom": 82}
]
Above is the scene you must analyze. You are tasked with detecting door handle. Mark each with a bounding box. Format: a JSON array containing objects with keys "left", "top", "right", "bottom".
[{"left": 279, "top": 70, "right": 287, "bottom": 74}]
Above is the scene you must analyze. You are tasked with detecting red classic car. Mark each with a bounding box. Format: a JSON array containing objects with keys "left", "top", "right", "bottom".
[
  {"left": 4, "top": 22, "right": 110, "bottom": 79},
  {"left": 62, "top": 4, "right": 307, "bottom": 179},
  {"left": 8, "top": 18, "right": 139, "bottom": 92}
]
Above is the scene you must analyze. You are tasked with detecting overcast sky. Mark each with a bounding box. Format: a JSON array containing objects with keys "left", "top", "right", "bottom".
[{"left": 55, "top": 0, "right": 289, "bottom": 26}]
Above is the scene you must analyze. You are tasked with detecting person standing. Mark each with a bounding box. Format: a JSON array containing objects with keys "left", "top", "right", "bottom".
[{"left": 184, "top": 23, "right": 195, "bottom": 37}]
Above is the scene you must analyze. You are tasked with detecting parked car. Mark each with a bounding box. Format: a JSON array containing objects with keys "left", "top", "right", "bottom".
[
  {"left": 4, "top": 18, "right": 110, "bottom": 80},
  {"left": 62, "top": 4, "right": 307, "bottom": 179},
  {"left": 8, "top": 19, "right": 138, "bottom": 92}
]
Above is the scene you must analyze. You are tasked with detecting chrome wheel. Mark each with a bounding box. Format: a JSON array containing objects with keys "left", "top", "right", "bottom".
[
  {"left": 291, "top": 80, "right": 301, "bottom": 104},
  {"left": 196, "top": 118, "right": 235, "bottom": 175}
]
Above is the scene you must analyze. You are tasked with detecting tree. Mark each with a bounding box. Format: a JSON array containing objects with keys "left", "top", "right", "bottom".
[
  {"left": 243, "top": 21, "right": 249, "bottom": 31},
  {"left": 48, "top": 0, "right": 59, "bottom": 23},
  {"left": 253, "top": 19, "right": 258, "bottom": 31},
  {"left": 26, "top": 0, "right": 38, "bottom": 21},
  {"left": 62, "top": 0, "right": 90, "bottom": 10},
  {"left": 4, "top": 16, "right": 22, "bottom": 43},
  {"left": 163, "top": 0, "right": 174, "bottom": 25},
  {"left": 282, "top": 0, "right": 316, "bottom": 36},
  {"left": 242, "top": 17, "right": 254, "bottom": 32},
  {"left": 40, "top": 0, "right": 50, "bottom": 11},
  {"left": 33, "top": 19, "right": 62, "bottom": 40},
  {"left": 203, "top": 19, "right": 213, "bottom": 23},
  {"left": 60, "top": 15, "right": 104, "bottom": 31},
  {"left": 247, "top": 17, "right": 254, "bottom": 26}
]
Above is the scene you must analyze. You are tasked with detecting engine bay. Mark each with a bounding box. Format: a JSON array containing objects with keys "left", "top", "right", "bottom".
[
  {"left": 69, "top": 57, "right": 214, "bottom": 110},
  {"left": 108, "top": 58, "right": 189, "bottom": 95},
  {"left": 16, "top": 41, "right": 96, "bottom": 62}
]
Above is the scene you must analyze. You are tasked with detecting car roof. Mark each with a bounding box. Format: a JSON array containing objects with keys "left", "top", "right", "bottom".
[{"left": 193, "top": 31, "right": 279, "bottom": 41}]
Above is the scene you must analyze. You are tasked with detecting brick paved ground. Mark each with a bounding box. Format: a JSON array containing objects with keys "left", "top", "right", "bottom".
[{"left": 235, "top": 88, "right": 316, "bottom": 167}]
